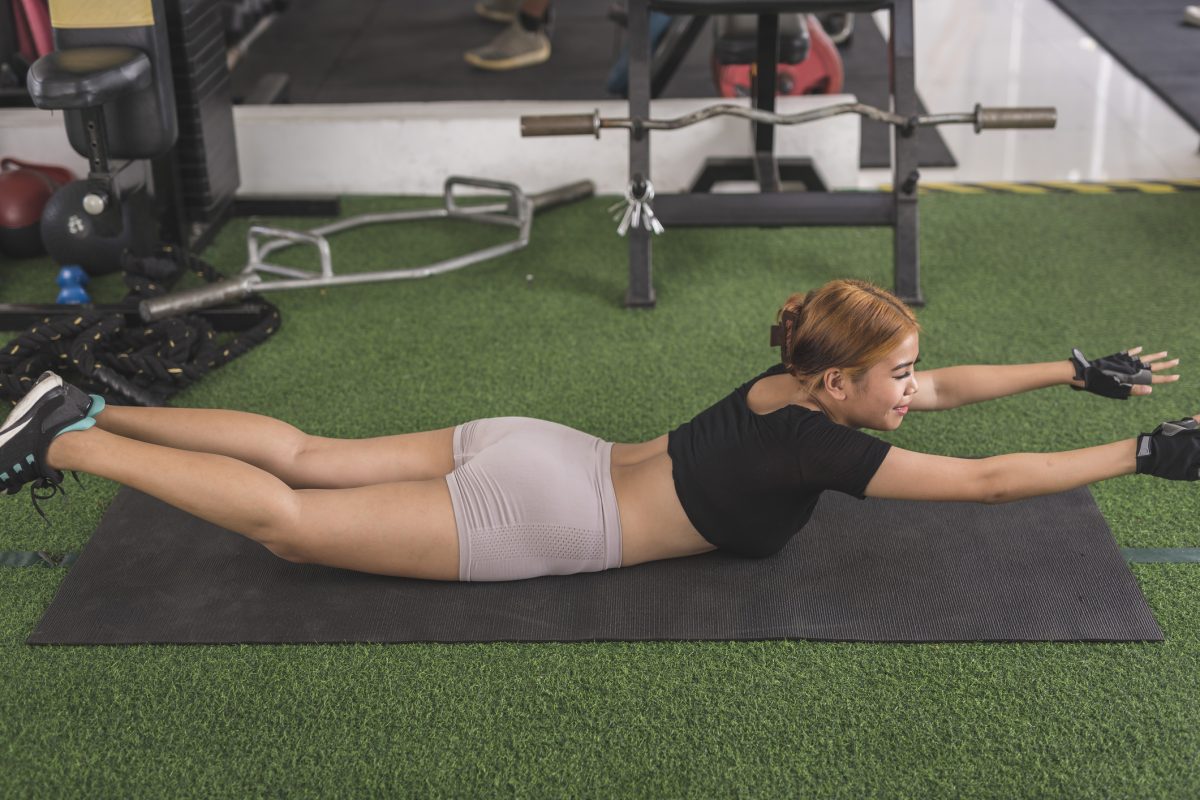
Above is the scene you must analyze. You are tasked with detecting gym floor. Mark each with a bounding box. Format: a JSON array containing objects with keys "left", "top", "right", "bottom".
[
  {"left": 4, "top": 193, "right": 1199, "bottom": 795},
  {"left": 2, "top": 0, "right": 1199, "bottom": 798}
]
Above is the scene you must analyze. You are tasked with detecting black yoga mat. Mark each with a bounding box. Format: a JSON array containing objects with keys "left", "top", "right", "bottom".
[
  {"left": 1049, "top": 0, "right": 1200, "bottom": 134},
  {"left": 29, "top": 484, "right": 1162, "bottom": 645},
  {"left": 228, "top": 0, "right": 954, "bottom": 169}
]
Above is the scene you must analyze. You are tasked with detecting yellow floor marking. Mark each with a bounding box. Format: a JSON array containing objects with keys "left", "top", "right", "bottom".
[
  {"left": 974, "top": 182, "right": 1050, "bottom": 195},
  {"left": 1036, "top": 181, "right": 1113, "bottom": 194}
]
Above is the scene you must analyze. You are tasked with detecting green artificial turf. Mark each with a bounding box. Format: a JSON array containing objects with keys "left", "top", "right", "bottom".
[{"left": 0, "top": 192, "right": 1197, "bottom": 797}]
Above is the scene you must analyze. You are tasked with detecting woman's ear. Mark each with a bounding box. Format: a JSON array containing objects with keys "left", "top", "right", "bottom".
[{"left": 823, "top": 369, "right": 849, "bottom": 401}]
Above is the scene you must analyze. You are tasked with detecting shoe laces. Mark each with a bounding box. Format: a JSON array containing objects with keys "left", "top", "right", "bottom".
[{"left": 22, "top": 472, "right": 81, "bottom": 523}]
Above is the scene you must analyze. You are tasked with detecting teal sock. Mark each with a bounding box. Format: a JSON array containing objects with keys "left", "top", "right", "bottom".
[
  {"left": 55, "top": 416, "right": 96, "bottom": 437},
  {"left": 87, "top": 394, "right": 105, "bottom": 418}
]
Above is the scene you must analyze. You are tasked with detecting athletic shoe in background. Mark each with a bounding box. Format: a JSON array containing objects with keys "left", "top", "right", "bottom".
[
  {"left": 464, "top": 20, "right": 551, "bottom": 70},
  {"left": 475, "top": 0, "right": 522, "bottom": 24}
]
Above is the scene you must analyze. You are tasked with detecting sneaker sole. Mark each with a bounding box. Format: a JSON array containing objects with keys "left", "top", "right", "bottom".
[{"left": 464, "top": 43, "right": 551, "bottom": 71}]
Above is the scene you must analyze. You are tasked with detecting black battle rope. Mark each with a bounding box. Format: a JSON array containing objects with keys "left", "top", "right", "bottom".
[{"left": 0, "top": 249, "right": 281, "bottom": 407}]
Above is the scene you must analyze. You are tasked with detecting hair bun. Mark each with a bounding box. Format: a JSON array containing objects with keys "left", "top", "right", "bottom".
[{"left": 769, "top": 303, "right": 804, "bottom": 355}]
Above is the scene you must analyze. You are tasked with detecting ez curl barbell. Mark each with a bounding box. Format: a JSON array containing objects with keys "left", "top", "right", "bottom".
[
  {"left": 520, "top": 102, "right": 1055, "bottom": 238},
  {"left": 519, "top": 102, "right": 1056, "bottom": 139}
]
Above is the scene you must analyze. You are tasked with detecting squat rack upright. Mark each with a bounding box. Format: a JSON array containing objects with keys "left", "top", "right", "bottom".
[{"left": 622, "top": 0, "right": 923, "bottom": 309}]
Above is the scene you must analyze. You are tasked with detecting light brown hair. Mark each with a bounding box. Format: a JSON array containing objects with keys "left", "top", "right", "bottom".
[{"left": 773, "top": 278, "right": 923, "bottom": 397}]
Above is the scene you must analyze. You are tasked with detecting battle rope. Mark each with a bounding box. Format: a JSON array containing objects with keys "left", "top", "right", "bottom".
[{"left": 0, "top": 249, "right": 281, "bottom": 406}]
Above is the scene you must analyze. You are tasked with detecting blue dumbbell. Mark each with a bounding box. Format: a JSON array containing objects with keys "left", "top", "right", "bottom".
[{"left": 56, "top": 265, "right": 91, "bottom": 304}]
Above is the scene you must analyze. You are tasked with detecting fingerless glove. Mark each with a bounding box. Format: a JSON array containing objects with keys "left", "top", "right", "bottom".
[
  {"left": 1135, "top": 417, "right": 1200, "bottom": 481},
  {"left": 1069, "top": 347, "right": 1153, "bottom": 399}
]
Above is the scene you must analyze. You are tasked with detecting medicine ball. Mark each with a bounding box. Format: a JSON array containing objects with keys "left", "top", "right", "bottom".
[
  {"left": 0, "top": 158, "right": 74, "bottom": 258},
  {"left": 40, "top": 180, "right": 158, "bottom": 276}
]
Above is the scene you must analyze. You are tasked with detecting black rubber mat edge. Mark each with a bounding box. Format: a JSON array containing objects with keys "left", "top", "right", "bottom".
[{"left": 5, "top": 548, "right": 1198, "bottom": 566}]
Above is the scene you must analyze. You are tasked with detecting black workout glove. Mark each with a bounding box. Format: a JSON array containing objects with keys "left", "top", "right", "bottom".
[
  {"left": 1135, "top": 417, "right": 1200, "bottom": 481},
  {"left": 1068, "top": 347, "right": 1153, "bottom": 399}
]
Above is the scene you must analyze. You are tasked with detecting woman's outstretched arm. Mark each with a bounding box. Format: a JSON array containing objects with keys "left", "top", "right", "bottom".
[
  {"left": 866, "top": 412, "right": 1200, "bottom": 504},
  {"left": 985, "top": 438, "right": 1136, "bottom": 504},
  {"left": 929, "top": 347, "right": 1179, "bottom": 410},
  {"left": 866, "top": 439, "right": 1134, "bottom": 504}
]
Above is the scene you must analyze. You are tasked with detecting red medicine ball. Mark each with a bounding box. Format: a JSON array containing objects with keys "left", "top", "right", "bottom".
[{"left": 0, "top": 158, "right": 76, "bottom": 258}]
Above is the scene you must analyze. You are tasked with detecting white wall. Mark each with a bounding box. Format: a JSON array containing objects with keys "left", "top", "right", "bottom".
[{"left": 0, "top": 96, "right": 860, "bottom": 196}]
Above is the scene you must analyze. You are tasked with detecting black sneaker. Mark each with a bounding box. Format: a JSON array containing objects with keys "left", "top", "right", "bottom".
[
  {"left": 2, "top": 371, "right": 102, "bottom": 431},
  {"left": 0, "top": 383, "right": 94, "bottom": 519}
]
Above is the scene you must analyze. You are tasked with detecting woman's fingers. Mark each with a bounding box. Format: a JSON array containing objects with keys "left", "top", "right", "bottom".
[
  {"left": 1130, "top": 349, "right": 1180, "bottom": 371},
  {"left": 1149, "top": 355, "right": 1181, "bottom": 377},
  {"left": 1110, "top": 347, "right": 1182, "bottom": 396}
]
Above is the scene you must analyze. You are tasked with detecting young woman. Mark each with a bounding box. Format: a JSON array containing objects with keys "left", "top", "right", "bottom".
[{"left": 1, "top": 279, "right": 1194, "bottom": 582}]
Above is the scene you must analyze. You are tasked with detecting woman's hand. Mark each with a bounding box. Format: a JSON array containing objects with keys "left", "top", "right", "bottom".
[
  {"left": 1118, "top": 345, "right": 1176, "bottom": 395},
  {"left": 1070, "top": 345, "right": 1180, "bottom": 398},
  {"left": 1135, "top": 412, "right": 1200, "bottom": 481}
]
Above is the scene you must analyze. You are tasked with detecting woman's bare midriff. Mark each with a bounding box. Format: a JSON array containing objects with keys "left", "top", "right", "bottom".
[
  {"left": 609, "top": 435, "right": 719, "bottom": 567},
  {"left": 609, "top": 373, "right": 804, "bottom": 567}
]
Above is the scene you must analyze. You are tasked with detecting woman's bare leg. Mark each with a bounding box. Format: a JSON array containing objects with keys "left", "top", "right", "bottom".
[
  {"left": 46, "top": 427, "right": 461, "bottom": 580},
  {"left": 94, "top": 405, "right": 456, "bottom": 488}
]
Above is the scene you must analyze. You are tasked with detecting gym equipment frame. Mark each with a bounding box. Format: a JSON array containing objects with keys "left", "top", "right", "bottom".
[{"left": 523, "top": 0, "right": 1056, "bottom": 309}]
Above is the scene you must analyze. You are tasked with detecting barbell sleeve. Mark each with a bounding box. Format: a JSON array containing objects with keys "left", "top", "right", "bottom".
[
  {"left": 139, "top": 276, "right": 258, "bottom": 322},
  {"left": 520, "top": 111, "right": 601, "bottom": 138},
  {"left": 529, "top": 179, "right": 596, "bottom": 211},
  {"left": 973, "top": 105, "right": 1057, "bottom": 132}
]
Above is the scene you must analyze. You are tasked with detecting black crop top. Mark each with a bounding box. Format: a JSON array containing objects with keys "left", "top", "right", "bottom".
[{"left": 666, "top": 363, "right": 893, "bottom": 558}]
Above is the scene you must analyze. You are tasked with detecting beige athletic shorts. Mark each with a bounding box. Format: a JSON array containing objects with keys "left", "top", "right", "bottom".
[{"left": 445, "top": 417, "right": 623, "bottom": 582}]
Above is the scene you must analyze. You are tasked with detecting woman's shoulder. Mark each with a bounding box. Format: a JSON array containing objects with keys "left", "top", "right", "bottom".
[
  {"left": 760, "top": 362, "right": 789, "bottom": 377},
  {"left": 737, "top": 361, "right": 789, "bottom": 391}
]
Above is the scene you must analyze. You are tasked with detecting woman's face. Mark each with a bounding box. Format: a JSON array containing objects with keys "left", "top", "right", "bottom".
[{"left": 817, "top": 332, "right": 920, "bottom": 430}]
